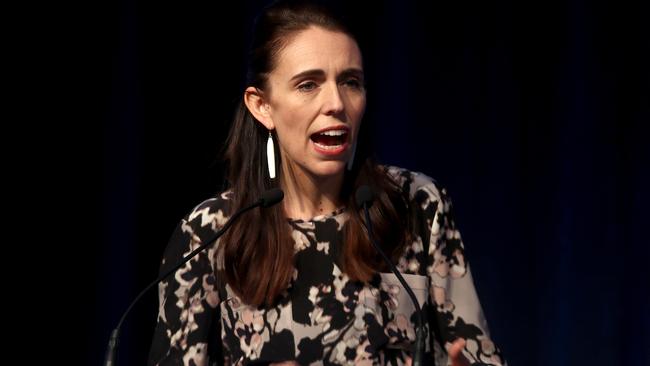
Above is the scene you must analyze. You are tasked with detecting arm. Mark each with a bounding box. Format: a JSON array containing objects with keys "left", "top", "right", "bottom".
[
  {"left": 422, "top": 184, "right": 505, "bottom": 366},
  {"left": 148, "top": 206, "right": 223, "bottom": 366}
]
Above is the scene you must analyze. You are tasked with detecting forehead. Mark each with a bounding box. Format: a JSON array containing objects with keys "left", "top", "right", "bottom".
[{"left": 273, "top": 26, "right": 363, "bottom": 76}]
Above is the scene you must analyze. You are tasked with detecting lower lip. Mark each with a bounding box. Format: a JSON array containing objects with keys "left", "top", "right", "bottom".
[{"left": 311, "top": 139, "right": 349, "bottom": 156}]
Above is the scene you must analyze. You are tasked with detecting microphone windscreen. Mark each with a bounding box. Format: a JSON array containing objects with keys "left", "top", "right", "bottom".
[
  {"left": 261, "top": 188, "right": 284, "bottom": 208},
  {"left": 355, "top": 185, "right": 374, "bottom": 208}
]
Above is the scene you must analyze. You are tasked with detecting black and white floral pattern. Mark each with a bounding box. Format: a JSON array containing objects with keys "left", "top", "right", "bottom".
[{"left": 148, "top": 166, "right": 505, "bottom": 366}]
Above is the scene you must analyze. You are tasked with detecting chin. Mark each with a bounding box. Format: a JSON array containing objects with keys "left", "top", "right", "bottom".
[{"left": 310, "top": 160, "right": 347, "bottom": 177}]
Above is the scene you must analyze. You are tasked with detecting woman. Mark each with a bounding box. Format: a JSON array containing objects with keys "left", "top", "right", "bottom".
[{"left": 148, "top": 1, "right": 505, "bottom": 365}]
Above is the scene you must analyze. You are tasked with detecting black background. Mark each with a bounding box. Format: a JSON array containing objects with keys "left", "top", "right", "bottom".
[{"left": 25, "top": 0, "right": 648, "bottom": 365}]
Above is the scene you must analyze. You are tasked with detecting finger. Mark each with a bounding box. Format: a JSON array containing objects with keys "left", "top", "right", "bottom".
[
  {"left": 449, "top": 338, "right": 466, "bottom": 357},
  {"left": 449, "top": 338, "right": 470, "bottom": 366},
  {"left": 404, "top": 356, "right": 412, "bottom": 366}
]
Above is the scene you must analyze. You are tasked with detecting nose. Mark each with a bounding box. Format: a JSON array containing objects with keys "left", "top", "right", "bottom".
[{"left": 322, "top": 82, "right": 344, "bottom": 116}]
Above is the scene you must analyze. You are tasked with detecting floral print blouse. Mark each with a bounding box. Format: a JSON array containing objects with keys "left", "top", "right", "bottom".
[{"left": 148, "top": 166, "right": 505, "bottom": 366}]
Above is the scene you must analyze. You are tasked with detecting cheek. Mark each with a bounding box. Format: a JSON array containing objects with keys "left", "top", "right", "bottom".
[
  {"left": 273, "top": 101, "right": 304, "bottom": 128},
  {"left": 273, "top": 106, "right": 313, "bottom": 150},
  {"left": 348, "top": 92, "right": 366, "bottom": 116},
  {"left": 349, "top": 96, "right": 366, "bottom": 124}
]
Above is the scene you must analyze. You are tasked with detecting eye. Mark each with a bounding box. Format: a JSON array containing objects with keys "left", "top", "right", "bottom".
[
  {"left": 343, "top": 79, "right": 363, "bottom": 89},
  {"left": 297, "top": 81, "right": 317, "bottom": 92}
]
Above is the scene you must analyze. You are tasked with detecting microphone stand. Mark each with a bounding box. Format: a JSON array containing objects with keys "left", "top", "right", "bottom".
[
  {"left": 104, "top": 189, "right": 284, "bottom": 366},
  {"left": 357, "top": 187, "right": 427, "bottom": 366}
]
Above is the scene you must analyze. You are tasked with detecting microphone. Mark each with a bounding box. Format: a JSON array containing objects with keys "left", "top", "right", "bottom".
[
  {"left": 260, "top": 187, "right": 284, "bottom": 208},
  {"left": 355, "top": 185, "right": 427, "bottom": 366},
  {"left": 103, "top": 188, "right": 284, "bottom": 366}
]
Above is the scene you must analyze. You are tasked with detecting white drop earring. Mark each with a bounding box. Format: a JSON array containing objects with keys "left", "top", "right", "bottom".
[
  {"left": 347, "top": 141, "right": 356, "bottom": 171},
  {"left": 266, "top": 131, "right": 276, "bottom": 179}
]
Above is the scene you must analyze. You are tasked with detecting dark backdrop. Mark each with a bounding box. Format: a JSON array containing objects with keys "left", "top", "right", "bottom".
[{"left": 66, "top": 0, "right": 649, "bottom": 365}]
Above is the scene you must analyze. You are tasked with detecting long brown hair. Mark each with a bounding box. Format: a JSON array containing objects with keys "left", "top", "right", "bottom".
[{"left": 219, "top": 0, "right": 413, "bottom": 308}]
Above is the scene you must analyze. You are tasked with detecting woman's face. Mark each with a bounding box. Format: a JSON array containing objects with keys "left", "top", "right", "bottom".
[{"left": 258, "top": 26, "right": 366, "bottom": 179}]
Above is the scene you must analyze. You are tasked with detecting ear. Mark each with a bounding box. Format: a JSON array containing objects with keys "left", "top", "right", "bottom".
[{"left": 243, "top": 86, "right": 274, "bottom": 130}]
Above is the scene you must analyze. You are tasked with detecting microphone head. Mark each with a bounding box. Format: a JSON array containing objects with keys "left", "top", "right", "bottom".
[
  {"left": 260, "top": 188, "right": 284, "bottom": 208},
  {"left": 355, "top": 185, "right": 374, "bottom": 208}
]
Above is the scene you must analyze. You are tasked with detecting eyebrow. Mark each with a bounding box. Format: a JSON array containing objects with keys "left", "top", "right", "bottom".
[{"left": 289, "top": 68, "right": 365, "bottom": 83}]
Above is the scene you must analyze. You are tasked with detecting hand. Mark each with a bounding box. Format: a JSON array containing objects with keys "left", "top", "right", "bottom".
[{"left": 448, "top": 338, "right": 471, "bottom": 366}]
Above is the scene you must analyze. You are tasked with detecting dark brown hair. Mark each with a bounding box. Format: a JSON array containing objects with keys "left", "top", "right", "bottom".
[{"left": 219, "top": 0, "right": 413, "bottom": 307}]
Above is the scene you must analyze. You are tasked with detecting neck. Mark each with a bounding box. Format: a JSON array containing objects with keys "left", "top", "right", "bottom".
[{"left": 279, "top": 160, "right": 345, "bottom": 221}]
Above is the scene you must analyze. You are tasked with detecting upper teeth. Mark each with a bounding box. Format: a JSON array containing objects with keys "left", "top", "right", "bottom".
[{"left": 319, "top": 130, "right": 346, "bottom": 136}]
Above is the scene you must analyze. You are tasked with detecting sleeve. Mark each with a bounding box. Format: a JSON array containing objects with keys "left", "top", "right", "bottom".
[
  {"left": 420, "top": 183, "right": 506, "bottom": 366},
  {"left": 147, "top": 201, "right": 224, "bottom": 366}
]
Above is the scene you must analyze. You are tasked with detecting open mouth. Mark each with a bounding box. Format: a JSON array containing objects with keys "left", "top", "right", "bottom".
[{"left": 310, "top": 129, "right": 349, "bottom": 150}]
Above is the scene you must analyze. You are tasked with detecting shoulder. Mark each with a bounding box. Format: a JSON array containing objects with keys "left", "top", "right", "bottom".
[
  {"left": 382, "top": 165, "right": 460, "bottom": 235},
  {"left": 160, "top": 190, "right": 234, "bottom": 271},
  {"left": 183, "top": 190, "right": 234, "bottom": 232},
  {"left": 383, "top": 165, "right": 450, "bottom": 208}
]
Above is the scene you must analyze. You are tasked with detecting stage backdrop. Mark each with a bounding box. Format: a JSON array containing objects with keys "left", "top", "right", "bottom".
[{"left": 88, "top": 0, "right": 648, "bottom": 365}]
